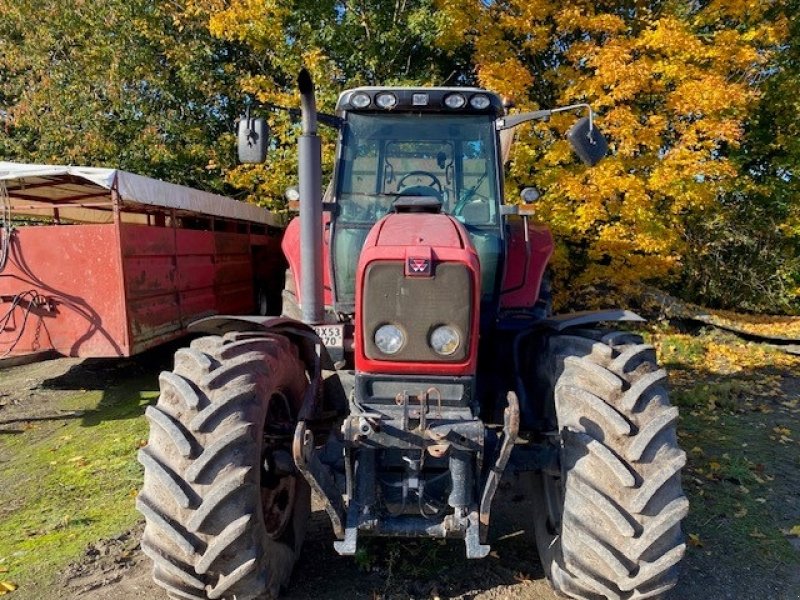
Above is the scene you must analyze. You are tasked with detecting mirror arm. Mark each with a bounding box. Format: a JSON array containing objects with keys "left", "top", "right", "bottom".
[{"left": 496, "top": 103, "right": 595, "bottom": 132}]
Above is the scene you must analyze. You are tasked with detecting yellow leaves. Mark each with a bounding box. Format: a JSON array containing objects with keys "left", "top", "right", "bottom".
[
  {"left": 688, "top": 532, "right": 703, "bottom": 547},
  {"left": 434, "top": 0, "right": 481, "bottom": 49},
  {"left": 485, "top": 2, "right": 784, "bottom": 295},
  {"left": 0, "top": 581, "right": 17, "bottom": 596},
  {"left": 771, "top": 426, "right": 793, "bottom": 445},
  {"left": 697, "top": 310, "right": 800, "bottom": 339},
  {"left": 207, "top": 0, "right": 289, "bottom": 49},
  {"left": 668, "top": 76, "right": 750, "bottom": 117},
  {"left": 476, "top": 57, "right": 534, "bottom": 102}
]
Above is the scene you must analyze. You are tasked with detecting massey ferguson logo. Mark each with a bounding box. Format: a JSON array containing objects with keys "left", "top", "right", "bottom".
[{"left": 407, "top": 257, "right": 431, "bottom": 276}]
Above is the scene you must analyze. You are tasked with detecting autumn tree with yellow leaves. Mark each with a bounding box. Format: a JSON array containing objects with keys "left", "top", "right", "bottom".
[{"left": 437, "top": 0, "right": 794, "bottom": 310}]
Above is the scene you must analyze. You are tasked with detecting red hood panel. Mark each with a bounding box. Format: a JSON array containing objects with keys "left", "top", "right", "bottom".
[{"left": 374, "top": 213, "right": 465, "bottom": 248}]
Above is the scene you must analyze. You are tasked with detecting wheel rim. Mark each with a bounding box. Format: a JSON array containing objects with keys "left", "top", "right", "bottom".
[
  {"left": 262, "top": 473, "right": 297, "bottom": 538},
  {"left": 541, "top": 472, "right": 564, "bottom": 535},
  {"left": 261, "top": 390, "right": 298, "bottom": 539}
]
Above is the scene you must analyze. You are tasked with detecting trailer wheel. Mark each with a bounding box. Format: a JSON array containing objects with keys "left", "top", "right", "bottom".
[
  {"left": 530, "top": 330, "right": 687, "bottom": 600},
  {"left": 137, "top": 331, "right": 311, "bottom": 600}
]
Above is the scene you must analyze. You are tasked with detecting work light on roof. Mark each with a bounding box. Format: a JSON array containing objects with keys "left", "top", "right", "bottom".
[
  {"left": 444, "top": 93, "right": 467, "bottom": 109},
  {"left": 375, "top": 93, "right": 398, "bottom": 109},
  {"left": 470, "top": 94, "right": 491, "bottom": 109},
  {"left": 412, "top": 93, "right": 429, "bottom": 106},
  {"left": 350, "top": 92, "right": 371, "bottom": 109}
]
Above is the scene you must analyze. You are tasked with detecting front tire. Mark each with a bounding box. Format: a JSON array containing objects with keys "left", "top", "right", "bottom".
[
  {"left": 137, "top": 331, "right": 311, "bottom": 600},
  {"left": 530, "top": 330, "right": 688, "bottom": 600}
]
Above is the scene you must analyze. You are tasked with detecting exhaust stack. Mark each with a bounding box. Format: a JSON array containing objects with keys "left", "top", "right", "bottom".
[{"left": 297, "top": 68, "right": 324, "bottom": 325}]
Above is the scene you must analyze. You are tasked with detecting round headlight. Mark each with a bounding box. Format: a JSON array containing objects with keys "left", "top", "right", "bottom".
[
  {"left": 374, "top": 324, "right": 405, "bottom": 355},
  {"left": 469, "top": 94, "right": 491, "bottom": 110},
  {"left": 375, "top": 93, "right": 398, "bottom": 109},
  {"left": 444, "top": 93, "right": 466, "bottom": 109},
  {"left": 429, "top": 325, "right": 461, "bottom": 356},
  {"left": 350, "top": 92, "right": 371, "bottom": 109}
]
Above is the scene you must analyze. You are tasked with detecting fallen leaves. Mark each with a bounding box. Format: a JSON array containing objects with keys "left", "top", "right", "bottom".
[{"left": 0, "top": 581, "right": 17, "bottom": 596}]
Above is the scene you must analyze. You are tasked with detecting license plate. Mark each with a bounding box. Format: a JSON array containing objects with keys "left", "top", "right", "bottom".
[{"left": 313, "top": 324, "right": 344, "bottom": 349}]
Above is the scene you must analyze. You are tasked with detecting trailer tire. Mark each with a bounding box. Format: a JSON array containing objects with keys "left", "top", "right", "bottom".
[
  {"left": 137, "top": 331, "right": 311, "bottom": 600},
  {"left": 530, "top": 330, "right": 687, "bottom": 600}
]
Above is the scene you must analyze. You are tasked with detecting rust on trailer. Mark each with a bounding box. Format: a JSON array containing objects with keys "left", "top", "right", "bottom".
[{"left": 0, "top": 163, "right": 285, "bottom": 359}]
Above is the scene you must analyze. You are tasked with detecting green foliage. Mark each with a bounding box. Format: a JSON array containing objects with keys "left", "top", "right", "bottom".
[
  {"left": 0, "top": 0, "right": 252, "bottom": 193},
  {"left": 700, "top": 0, "right": 800, "bottom": 314},
  {"left": 678, "top": 192, "right": 800, "bottom": 314}
]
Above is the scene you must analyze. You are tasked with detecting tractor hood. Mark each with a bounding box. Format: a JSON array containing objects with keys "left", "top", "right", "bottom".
[{"left": 370, "top": 213, "right": 468, "bottom": 250}]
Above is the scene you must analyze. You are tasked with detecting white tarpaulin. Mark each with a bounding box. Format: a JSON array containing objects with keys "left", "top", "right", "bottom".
[{"left": 0, "top": 161, "right": 278, "bottom": 227}]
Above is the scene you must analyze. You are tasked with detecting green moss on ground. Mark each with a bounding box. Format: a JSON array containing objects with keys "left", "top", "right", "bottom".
[{"left": 0, "top": 379, "right": 157, "bottom": 594}]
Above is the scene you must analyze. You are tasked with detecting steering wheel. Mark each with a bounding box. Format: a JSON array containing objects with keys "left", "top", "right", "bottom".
[{"left": 397, "top": 171, "right": 443, "bottom": 193}]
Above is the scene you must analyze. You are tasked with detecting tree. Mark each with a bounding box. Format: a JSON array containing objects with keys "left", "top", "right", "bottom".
[
  {"left": 437, "top": 0, "right": 790, "bottom": 310},
  {"left": 0, "top": 0, "right": 253, "bottom": 193}
]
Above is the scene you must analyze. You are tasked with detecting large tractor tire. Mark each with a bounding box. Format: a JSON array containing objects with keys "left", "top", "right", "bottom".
[
  {"left": 530, "top": 330, "right": 688, "bottom": 600},
  {"left": 137, "top": 331, "right": 311, "bottom": 600}
]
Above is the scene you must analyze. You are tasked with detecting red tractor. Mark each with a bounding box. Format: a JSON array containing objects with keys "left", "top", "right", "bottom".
[{"left": 137, "top": 70, "right": 687, "bottom": 600}]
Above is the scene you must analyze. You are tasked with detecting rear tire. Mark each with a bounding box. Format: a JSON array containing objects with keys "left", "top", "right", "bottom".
[
  {"left": 137, "top": 331, "right": 310, "bottom": 600},
  {"left": 530, "top": 330, "right": 687, "bottom": 600}
]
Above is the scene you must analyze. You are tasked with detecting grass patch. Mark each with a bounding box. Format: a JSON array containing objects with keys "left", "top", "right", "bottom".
[{"left": 0, "top": 377, "right": 156, "bottom": 595}]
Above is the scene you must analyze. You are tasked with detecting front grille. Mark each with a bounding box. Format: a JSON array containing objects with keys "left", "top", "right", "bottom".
[{"left": 362, "top": 261, "right": 472, "bottom": 362}]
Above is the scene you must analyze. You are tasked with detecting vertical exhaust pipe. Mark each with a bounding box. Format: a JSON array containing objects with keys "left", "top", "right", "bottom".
[{"left": 297, "top": 68, "right": 324, "bottom": 325}]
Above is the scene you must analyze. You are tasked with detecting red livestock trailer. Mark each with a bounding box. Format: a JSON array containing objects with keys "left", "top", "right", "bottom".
[{"left": 0, "top": 162, "right": 285, "bottom": 360}]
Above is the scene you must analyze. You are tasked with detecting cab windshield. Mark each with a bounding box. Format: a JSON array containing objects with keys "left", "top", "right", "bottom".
[{"left": 334, "top": 113, "right": 500, "bottom": 226}]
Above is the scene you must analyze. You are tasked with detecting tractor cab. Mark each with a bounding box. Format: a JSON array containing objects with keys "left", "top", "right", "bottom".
[{"left": 330, "top": 88, "right": 506, "bottom": 313}]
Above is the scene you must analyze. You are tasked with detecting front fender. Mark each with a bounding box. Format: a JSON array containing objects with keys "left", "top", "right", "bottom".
[
  {"left": 187, "top": 315, "right": 336, "bottom": 371},
  {"left": 512, "top": 309, "right": 645, "bottom": 431},
  {"left": 537, "top": 309, "right": 645, "bottom": 331}
]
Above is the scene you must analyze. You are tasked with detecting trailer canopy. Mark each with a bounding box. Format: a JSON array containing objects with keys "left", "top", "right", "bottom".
[{"left": 0, "top": 161, "right": 278, "bottom": 227}]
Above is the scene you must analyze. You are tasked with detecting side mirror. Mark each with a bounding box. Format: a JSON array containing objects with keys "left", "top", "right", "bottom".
[
  {"left": 237, "top": 116, "right": 269, "bottom": 163},
  {"left": 566, "top": 116, "right": 608, "bottom": 166},
  {"left": 520, "top": 187, "right": 540, "bottom": 203}
]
